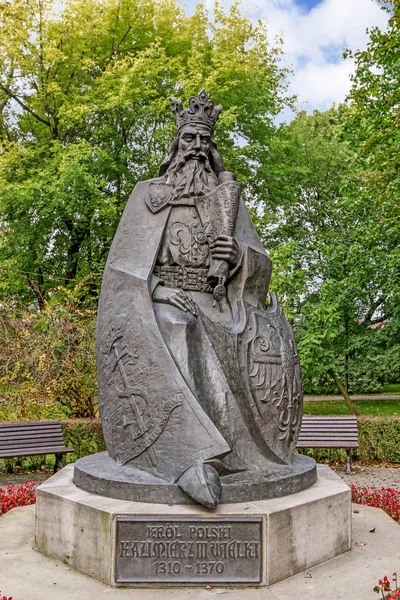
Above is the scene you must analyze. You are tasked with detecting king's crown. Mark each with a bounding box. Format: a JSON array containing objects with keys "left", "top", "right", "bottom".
[{"left": 170, "top": 89, "right": 222, "bottom": 133}]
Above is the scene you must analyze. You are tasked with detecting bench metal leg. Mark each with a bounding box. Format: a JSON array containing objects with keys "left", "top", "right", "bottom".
[
  {"left": 54, "top": 454, "right": 64, "bottom": 474},
  {"left": 345, "top": 449, "right": 352, "bottom": 475}
]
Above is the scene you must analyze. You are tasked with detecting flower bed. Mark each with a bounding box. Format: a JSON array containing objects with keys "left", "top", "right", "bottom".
[
  {"left": 351, "top": 484, "right": 400, "bottom": 523},
  {"left": 0, "top": 481, "right": 40, "bottom": 515}
]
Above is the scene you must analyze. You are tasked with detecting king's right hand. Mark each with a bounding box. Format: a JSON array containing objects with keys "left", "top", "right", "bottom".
[{"left": 152, "top": 286, "right": 198, "bottom": 316}]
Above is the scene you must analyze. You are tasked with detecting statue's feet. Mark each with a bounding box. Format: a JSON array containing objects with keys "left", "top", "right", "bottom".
[{"left": 177, "top": 463, "right": 222, "bottom": 509}]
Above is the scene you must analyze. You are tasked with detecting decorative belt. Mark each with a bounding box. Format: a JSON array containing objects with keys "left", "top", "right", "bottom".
[{"left": 153, "top": 265, "right": 212, "bottom": 293}]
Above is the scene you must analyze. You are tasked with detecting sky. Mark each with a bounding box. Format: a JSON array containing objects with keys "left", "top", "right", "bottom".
[{"left": 183, "top": 0, "right": 389, "bottom": 116}]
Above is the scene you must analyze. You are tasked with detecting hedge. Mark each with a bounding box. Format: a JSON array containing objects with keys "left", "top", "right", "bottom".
[
  {"left": 62, "top": 416, "right": 400, "bottom": 464},
  {"left": 1, "top": 416, "right": 399, "bottom": 470},
  {"left": 60, "top": 419, "right": 106, "bottom": 463}
]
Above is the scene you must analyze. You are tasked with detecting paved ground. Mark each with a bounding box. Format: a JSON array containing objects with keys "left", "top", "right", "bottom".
[{"left": 0, "top": 500, "right": 399, "bottom": 600}]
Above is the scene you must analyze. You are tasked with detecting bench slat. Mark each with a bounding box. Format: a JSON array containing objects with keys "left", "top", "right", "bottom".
[
  {"left": 0, "top": 422, "right": 63, "bottom": 427},
  {"left": 0, "top": 439, "right": 65, "bottom": 452},
  {"left": 0, "top": 425, "right": 63, "bottom": 433},
  {"left": 0, "top": 447, "right": 74, "bottom": 458},
  {"left": 1, "top": 436, "right": 66, "bottom": 444},
  {"left": 297, "top": 437, "right": 359, "bottom": 442},
  {"left": 296, "top": 442, "right": 358, "bottom": 448},
  {"left": 300, "top": 423, "right": 357, "bottom": 427},
  {"left": 0, "top": 429, "right": 65, "bottom": 437},
  {"left": 298, "top": 431, "right": 358, "bottom": 436}
]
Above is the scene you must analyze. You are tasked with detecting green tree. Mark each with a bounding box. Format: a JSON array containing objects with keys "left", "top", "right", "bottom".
[
  {"left": 343, "top": 0, "right": 400, "bottom": 381},
  {"left": 250, "top": 2, "right": 400, "bottom": 406},
  {"left": 254, "top": 107, "right": 397, "bottom": 411},
  {"left": 0, "top": 0, "right": 291, "bottom": 307}
]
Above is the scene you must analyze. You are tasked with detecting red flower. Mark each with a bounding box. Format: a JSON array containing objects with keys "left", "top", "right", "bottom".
[
  {"left": 0, "top": 481, "right": 41, "bottom": 515},
  {"left": 351, "top": 485, "right": 400, "bottom": 524}
]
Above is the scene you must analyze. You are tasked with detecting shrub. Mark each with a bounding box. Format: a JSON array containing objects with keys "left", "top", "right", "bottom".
[
  {"left": 357, "top": 416, "right": 400, "bottom": 462},
  {"left": 0, "top": 292, "right": 97, "bottom": 419},
  {"left": 373, "top": 573, "right": 400, "bottom": 599},
  {"left": 61, "top": 419, "right": 106, "bottom": 463}
]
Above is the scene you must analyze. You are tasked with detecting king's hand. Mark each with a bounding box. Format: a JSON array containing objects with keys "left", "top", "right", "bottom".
[
  {"left": 209, "top": 235, "right": 240, "bottom": 266},
  {"left": 152, "top": 286, "right": 198, "bottom": 316}
]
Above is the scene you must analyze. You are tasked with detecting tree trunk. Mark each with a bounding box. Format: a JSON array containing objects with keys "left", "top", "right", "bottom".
[
  {"left": 25, "top": 272, "right": 46, "bottom": 311},
  {"left": 328, "top": 368, "right": 358, "bottom": 415}
]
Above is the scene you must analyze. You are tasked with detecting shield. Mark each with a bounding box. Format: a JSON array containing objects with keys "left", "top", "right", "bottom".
[
  {"left": 146, "top": 182, "right": 173, "bottom": 213},
  {"left": 238, "top": 293, "right": 303, "bottom": 463}
]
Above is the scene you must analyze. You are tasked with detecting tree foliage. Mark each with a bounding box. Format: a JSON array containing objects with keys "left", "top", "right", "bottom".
[
  {"left": 254, "top": 101, "right": 399, "bottom": 405},
  {"left": 0, "top": 0, "right": 398, "bottom": 417},
  {"left": 252, "top": 1, "right": 400, "bottom": 403},
  {"left": 0, "top": 0, "right": 291, "bottom": 306},
  {"left": 343, "top": 0, "right": 400, "bottom": 383}
]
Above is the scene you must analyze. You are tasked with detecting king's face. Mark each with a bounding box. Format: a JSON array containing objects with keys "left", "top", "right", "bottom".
[{"left": 178, "top": 124, "right": 212, "bottom": 159}]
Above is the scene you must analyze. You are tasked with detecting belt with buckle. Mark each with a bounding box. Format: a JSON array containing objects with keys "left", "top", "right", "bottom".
[{"left": 153, "top": 265, "right": 212, "bottom": 293}]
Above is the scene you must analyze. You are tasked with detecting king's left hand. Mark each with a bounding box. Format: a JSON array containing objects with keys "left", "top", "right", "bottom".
[{"left": 210, "top": 235, "right": 240, "bottom": 266}]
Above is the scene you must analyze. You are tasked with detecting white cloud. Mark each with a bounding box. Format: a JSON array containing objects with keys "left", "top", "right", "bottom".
[{"left": 254, "top": 0, "right": 389, "bottom": 113}]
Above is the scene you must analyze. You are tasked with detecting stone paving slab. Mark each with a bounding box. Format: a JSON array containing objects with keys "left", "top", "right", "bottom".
[{"left": 1, "top": 493, "right": 399, "bottom": 600}]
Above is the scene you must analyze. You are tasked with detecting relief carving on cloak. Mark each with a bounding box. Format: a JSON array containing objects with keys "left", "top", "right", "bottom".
[
  {"left": 102, "top": 324, "right": 183, "bottom": 467},
  {"left": 169, "top": 219, "right": 210, "bottom": 267}
]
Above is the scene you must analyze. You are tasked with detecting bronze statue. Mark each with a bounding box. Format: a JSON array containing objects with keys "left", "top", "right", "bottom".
[{"left": 84, "top": 90, "right": 315, "bottom": 509}]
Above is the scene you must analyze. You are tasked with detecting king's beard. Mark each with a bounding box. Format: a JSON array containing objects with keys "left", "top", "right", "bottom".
[{"left": 165, "top": 149, "right": 218, "bottom": 201}]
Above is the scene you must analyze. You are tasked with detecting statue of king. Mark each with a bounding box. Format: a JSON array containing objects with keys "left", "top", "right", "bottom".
[{"left": 91, "top": 90, "right": 315, "bottom": 509}]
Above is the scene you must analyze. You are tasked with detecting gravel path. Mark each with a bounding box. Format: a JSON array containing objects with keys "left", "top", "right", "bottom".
[
  {"left": 0, "top": 471, "right": 50, "bottom": 486},
  {"left": 332, "top": 464, "right": 400, "bottom": 491}
]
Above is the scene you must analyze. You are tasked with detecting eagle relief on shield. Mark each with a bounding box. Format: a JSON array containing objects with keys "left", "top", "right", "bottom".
[
  {"left": 146, "top": 181, "right": 173, "bottom": 213},
  {"left": 239, "top": 293, "right": 303, "bottom": 463}
]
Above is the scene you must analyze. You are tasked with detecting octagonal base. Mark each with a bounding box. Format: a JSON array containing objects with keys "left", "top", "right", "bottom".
[{"left": 35, "top": 463, "right": 351, "bottom": 587}]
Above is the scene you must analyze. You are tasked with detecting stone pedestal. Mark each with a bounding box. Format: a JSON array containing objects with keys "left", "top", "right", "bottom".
[{"left": 35, "top": 463, "right": 351, "bottom": 587}]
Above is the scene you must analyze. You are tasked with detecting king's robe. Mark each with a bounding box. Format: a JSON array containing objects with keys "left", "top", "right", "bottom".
[{"left": 97, "top": 175, "right": 303, "bottom": 485}]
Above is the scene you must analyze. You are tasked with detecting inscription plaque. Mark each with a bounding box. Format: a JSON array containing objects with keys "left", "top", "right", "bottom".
[{"left": 115, "top": 516, "right": 263, "bottom": 583}]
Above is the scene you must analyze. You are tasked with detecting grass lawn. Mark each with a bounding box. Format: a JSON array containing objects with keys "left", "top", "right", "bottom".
[
  {"left": 380, "top": 383, "right": 400, "bottom": 393},
  {"left": 303, "top": 399, "right": 400, "bottom": 417}
]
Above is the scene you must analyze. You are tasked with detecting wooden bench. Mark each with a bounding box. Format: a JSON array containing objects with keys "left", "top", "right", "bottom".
[
  {"left": 0, "top": 420, "right": 74, "bottom": 473},
  {"left": 297, "top": 415, "right": 359, "bottom": 474}
]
